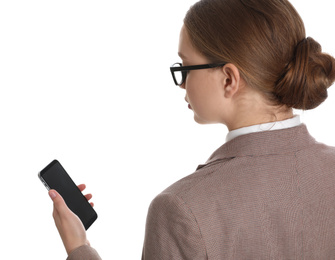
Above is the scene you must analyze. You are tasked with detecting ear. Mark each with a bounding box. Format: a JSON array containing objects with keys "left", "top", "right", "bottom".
[{"left": 221, "top": 64, "right": 241, "bottom": 98}]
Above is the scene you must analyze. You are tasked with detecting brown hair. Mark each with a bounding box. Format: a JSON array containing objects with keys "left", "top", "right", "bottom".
[{"left": 184, "top": 0, "right": 335, "bottom": 110}]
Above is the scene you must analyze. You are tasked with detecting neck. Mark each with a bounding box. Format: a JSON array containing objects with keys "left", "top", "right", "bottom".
[
  {"left": 226, "top": 107, "right": 294, "bottom": 131},
  {"left": 223, "top": 83, "right": 295, "bottom": 131}
]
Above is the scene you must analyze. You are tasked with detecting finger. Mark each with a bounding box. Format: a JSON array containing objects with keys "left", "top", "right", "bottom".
[
  {"left": 77, "top": 184, "right": 86, "bottom": 192},
  {"left": 49, "top": 190, "right": 70, "bottom": 218},
  {"left": 84, "top": 193, "right": 93, "bottom": 201},
  {"left": 90, "top": 202, "right": 94, "bottom": 207}
]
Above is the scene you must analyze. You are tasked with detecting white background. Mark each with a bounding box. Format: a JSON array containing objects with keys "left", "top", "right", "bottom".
[{"left": 0, "top": 0, "right": 334, "bottom": 259}]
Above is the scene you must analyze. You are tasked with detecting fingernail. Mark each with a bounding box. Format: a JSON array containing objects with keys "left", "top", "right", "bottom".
[{"left": 49, "top": 190, "right": 57, "bottom": 199}]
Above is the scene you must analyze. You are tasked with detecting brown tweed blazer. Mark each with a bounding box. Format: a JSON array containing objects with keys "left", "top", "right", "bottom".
[
  {"left": 67, "top": 245, "right": 101, "bottom": 260},
  {"left": 142, "top": 124, "right": 335, "bottom": 259}
]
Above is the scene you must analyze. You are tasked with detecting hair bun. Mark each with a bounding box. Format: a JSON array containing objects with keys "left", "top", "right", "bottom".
[{"left": 274, "top": 37, "right": 335, "bottom": 110}]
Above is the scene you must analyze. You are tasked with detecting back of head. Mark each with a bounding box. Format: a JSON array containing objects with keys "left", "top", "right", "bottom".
[{"left": 184, "top": 0, "right": 335, "bottom": 110}]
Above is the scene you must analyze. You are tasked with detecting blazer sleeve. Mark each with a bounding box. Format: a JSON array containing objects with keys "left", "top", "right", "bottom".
[
  {"left": 142, "top": 192, "right": 207, "bottom": 260},
  {"left": 66, "top": 245, "right": 102, "bottom": 260}
]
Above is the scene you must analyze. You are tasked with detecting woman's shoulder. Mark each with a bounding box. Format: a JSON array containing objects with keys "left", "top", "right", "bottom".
[{"left": 151, "top": 158, "right": 231, "bottom": 208}]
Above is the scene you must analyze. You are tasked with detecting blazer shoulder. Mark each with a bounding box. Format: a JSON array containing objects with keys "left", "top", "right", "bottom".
[{"left": 162, "top": 158, "right": 230, "bottom": 197}]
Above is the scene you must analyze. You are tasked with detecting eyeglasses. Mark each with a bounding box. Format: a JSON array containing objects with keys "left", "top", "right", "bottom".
[{"left": 170, "top": 62, "right": 227, "bottom": 86}]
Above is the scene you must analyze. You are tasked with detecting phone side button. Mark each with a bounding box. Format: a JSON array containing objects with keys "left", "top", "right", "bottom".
[{"left": 43, "top": 183, "right": 50, "bottom": 191}]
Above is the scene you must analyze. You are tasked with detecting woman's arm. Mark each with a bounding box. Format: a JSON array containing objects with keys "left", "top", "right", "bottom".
[
  {"left": 48, "top": 186, "right": 101, "bottom": 259},
  {"left": 142, "top": 192, "right": 207, "bottom": 259}
]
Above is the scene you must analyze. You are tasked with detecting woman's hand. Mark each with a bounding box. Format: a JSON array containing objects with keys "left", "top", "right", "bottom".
[{"left": 48, "top": 184, "right": 93, "bottom": 255}]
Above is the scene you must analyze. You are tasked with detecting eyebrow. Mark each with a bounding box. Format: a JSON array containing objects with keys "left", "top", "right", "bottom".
[{"left": 178, "top": 52, "right": 188, "bottom": 60}]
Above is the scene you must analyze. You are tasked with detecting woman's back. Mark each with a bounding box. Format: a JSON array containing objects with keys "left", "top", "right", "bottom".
[{"left": 143, "top": 124, "right": 335, "bottom": 259}]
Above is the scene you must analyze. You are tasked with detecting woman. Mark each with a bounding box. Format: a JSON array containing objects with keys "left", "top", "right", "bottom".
[{"left": 48, "top": 0, "right": 335, "bottom": 259}]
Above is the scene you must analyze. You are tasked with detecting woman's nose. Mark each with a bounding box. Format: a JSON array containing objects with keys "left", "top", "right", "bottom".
[{"left": 179, "top": 82, "right": 186, "bottom": 89}]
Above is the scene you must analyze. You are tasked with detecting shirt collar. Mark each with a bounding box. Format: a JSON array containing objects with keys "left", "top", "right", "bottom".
[{"left": 226, "top": 115, "right": 301, "bottom": 142}]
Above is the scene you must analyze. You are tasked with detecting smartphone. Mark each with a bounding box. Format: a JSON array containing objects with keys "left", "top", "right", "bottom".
[{"left": 38, "top": 159, "right": 97, "bottom": 230}]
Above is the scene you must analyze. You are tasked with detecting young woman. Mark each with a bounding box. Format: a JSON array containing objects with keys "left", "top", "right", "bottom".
[{"left": 48, "top": 0, "right": 335, "bottom": 259}]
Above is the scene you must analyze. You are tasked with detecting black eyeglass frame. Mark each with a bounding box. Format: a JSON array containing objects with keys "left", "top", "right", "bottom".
[{"left": 170, "top": 62, "right": 227, "bottom": 86}]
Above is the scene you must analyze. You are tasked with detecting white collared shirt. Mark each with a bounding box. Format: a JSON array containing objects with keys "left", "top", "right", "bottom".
[{"left": 226, "top": 115, "right": 302, "bottom": 142}]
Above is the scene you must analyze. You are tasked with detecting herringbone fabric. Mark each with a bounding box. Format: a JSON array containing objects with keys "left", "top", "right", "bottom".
[{"left": 142, "top": 124, "right": 335, "bottom": 259}]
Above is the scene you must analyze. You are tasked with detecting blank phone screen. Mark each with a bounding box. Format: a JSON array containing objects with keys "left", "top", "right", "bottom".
[{"left": 39, "top": 160, "right": 97, "bottom": 230}]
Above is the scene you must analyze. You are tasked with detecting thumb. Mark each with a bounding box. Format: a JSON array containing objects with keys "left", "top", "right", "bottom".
[{"left": 49, "top": 190, "right": 69, "bottom": 216}]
